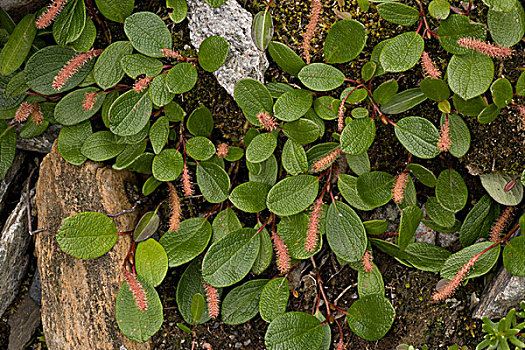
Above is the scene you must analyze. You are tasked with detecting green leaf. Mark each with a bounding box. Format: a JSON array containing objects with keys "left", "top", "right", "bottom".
[
  {"left": 176, "top": 260, "right": 213, "bottom": 324},
  {"left": 121, "top": 54, "right": 163, "bottom": 79},
  {"left": 435, "top": 169, "right": 468, "bottom": 213},
  {"left": 453, "top": 94, "right": 487, "bottom": 116},
  {"left": 266, "top": 82, "right": 294, "bottom": 98},
  {"left": 167, "top": 0, "right": 187, "bottom": 23},
  {"left": 306, "top": 142, "right": 338, "bottom": 171},
  {"left": 70, "top": 17, "right": 96, "bottom": 52},
  {"left": 503, "top": 236, "right": 525, "bottom": 277},
  {"left": 477, "top": 103, "right": 500, "bottom": 124},
  {"left": 338, "top": 174, "right": 374, "bottom": 211},
  {"left": 447, "top": 52, "right": 494, "bottom": 100},
  {"left": 340, "top": 87, "right": 368, "bottom": 104},
  {"left": 273, "top": 89, "right": 313, "bottom": 122},
  {"left": 426, "top": 196, "right": 456, "bottom": 228},
  {"left": 202, "top": 228, "right": 260, "bottom": 287},
  {"left": 282, "top": 118, "right": 320, "bottom": 144},
  {"left": 260, "top": 277, "right": 289, "bottom": 322},
  {"left": 55, "top": 87, "right": 105, "bottom": 125},
  {"left": 265, "top": 312, "right": 324, "bottom": 350},
  {"left": 152, "top": 148, "right": 183, "bottom": 181},
  {"left": 248, "top": 154, "right": 278, "bottom": 186},
  {"left": 5, "top": 71, "right": 28, "bottom": 98},
  {"left": 165, "top": 101, "right": 186, "bottom": 122},
  {"left": 297, "top": 63, "right": 345, "bottom": 92},
  {"left": 190, "top": 293, "right": 205, "bottom": 324},
  {"left": 313, "top": 96, "right": 339, "bottom": 120},
  {"left": 268, "top": 41, "right": 305, "bottom": 76},
  {"left": 251, "top": 10, "right": 273, "bottom": 51},
  {"left": 482, "top": 0, "right": 517, "bottom": 12},
  {"left": 252, "top": 227, "right": 273, "bottom": 274},
  {"left": 57, "top": 121, "right": 92, "bottom": 166},
  {"left": 377, "top": 3, "right": 419, "bottom": 26},
  {"left": 324, "top": 19, "right": 367, "bottom": 63},
  {"left": 459, "top": 194, "right": 492, "bottom": 247},
  {"left": 212, "top": 208, "right": 242, "bottom": 242},
  {"left": 25, "top": 46, "right": 94, "bottom": 95},
  {"left": 356, "top": 171, "right": 394, "bottom": 208},
  {"left": 428, "top": 0, "right": 450, "bottom": 19},
  {"left": 326, "top": 201, "right": 367, "bottom": 262},
  {"left": 197, "top": 161, "right": 230, "bottom": 203},
  {"left": 0, "top": 14, "right": 36, "bottom": 76},
  {"left": 441, "top": 242, "right": 501, "bottom": 280},
  {"left": 234, "top": 79, "right": 273, "bottom": 125},
  {"left": 381, "top": 88, "right": 426, "bottom": 114},
  {"left": 346, "top": 294, "right": 395, "bottom": 341},
  {"left": 358, "top": 264, "right": 385, "bottom": 296},
  {"left": 116, "top": 275, "right": 163, "bottom": 343},
  {"left": 398, "top": 205, "right": 423, "bottom": 250},
  {"left": 113, "top": 141, "right": 148, "bottom": 171},
  {"left": 404, "top": 242, "right": 451, "bottom": 272},
  {"left": 246, "top": 132, "right": 277, "bottom": 163},
  {"left": 95, "top": 0, "right": 134, "bottom": 22},
  {"left": 222, "top": 279, "right": 268, "bottom": 325},
  {"left": 135, "top": 239, "right": 168, "bottom": 287},
  {"left": 187, "top": 106, "right": 214, "bottom": 137},
  {"left": 394, "top": 116, "right": 440, "bottom": 159},
  {"left": 347, "top": 151, "right": 370, "bottom": 176},
  {"left": 160, "top": 217, "right": 212, "bottom": 267},
  {"left": 205, "top": 0, "right": 227, "bottom": 7},
  {"left": 491, "top": 78, "right": 513, "bottom": 108},
  {"left": 488, "top": 2, "right": 525, "bottom": 47},
  {"left": 133, "top": 211, "right": 160, "bottom": 242},
  {"left": 406, "top": 163, "right": 436, "bottom": 187},
  {"left": 230, "top": 181, "right": 270, "bottom": 213},
  {"left": 109, "top": 90, "right": 152, "bottom": 136},
  {"left": 363, "top": 220, "right": 388, "bottom": 235},
  {"left": 81, "top": 131, "right": 124, "bottom": 161},
  {"left": 438, "top": 15, "right": 486, "bottom": 54},
  {"left": 198, "top": 36, "right": 230, "bottom": 72},
  {"left": 379, "top": 32, "right": 424, "bottom": 73},
  {"left": 442, "top": 113, "right": 470, "bottom": 158},
  {"left": 53, "top": 0, "right": 86, "bottom": 45},
  {"left": 165, "top": 62, "right": 198, "bottom": 94},
  {"left": 480, "top": 173, "right": 523, "bottom": 206},
  {"left": 149, "top": 116, "right": 169, "bottom": 154},
  {"left": 361, "top": 61, "right": 376, "bottom": 81},
  {"left": 124, "top": 12, "right": 172, "bottom": 57},
  {"left": 420, "top": 78, "right": 450, "bottom": 102},
  {"left": 277, "top": 213, "right": 322, "bottom": 259},
  {"left": 373, "top": 79, "right": 398, "bottom": 105},
  {"left": 56, "top": 212, "right": 117, "bottom": 259},
  {"left": 267, "top": 175, "right": 319, "bottom": 216},
  {"left": 282, "top": 140, "right": 308, "bottom": 175},
  {"left": 186, "top": 136, "right": 215, "bottom": 161},
  {"left": 340, "top": 117, "right": 376, "bottom": 156}
]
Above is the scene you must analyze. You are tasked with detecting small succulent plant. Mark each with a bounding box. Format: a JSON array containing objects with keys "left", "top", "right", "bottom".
[{"left": 477, "top": 302, "right": 525, "bottom": 350}]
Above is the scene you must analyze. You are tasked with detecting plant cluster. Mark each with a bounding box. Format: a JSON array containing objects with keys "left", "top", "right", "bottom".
[
  {"left": 0, "top": 0, "right": 524, "bottom": 347},
  {"left": 477, "top": 301, "right": 525, "bottom": 350}
]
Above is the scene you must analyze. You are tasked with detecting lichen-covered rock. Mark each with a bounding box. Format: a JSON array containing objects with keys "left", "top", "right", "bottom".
[
  {"left": 17, "top": 124, "right": 61, "bottom": 154},
  {"left": 186, "top": 0, "right": 268, "bottom": 96},
  {"left": 35, "top": 142, "right": 149, "bottom": 350}
]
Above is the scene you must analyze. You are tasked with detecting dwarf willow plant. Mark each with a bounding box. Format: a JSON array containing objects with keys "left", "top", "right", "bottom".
[{"left": 1, "top": 0, "right": 525, "bottom": 347}]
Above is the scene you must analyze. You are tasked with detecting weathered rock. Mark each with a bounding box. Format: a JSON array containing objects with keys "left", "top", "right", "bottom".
[
  {"left": 35, "top": 142, "right": 149, "bottom": 350},
  {"left": 0, "top": 186, "right": 33, "bottom": 317},
  {"left": 1, "top": 0, "right": 47, "bottom": 19},
  {"left": 16, "top": 124, "right": 60, "bottom": 154},
  {"left": 8, "top": 296, "right": 40, "bottom": 350},
  {"left": 29, "top": 269, "right": 41, "bottom": 306},
  {"left": 186, "top": 0, "right": 268, "bottom": 96},
  {"left": 0, "top": 152, "right": 26, "bottom": 215}
]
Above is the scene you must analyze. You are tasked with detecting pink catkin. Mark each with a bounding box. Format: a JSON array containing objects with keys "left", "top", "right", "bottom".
[
  {"left": 256, "top": 111, "right": 277, "bottom": 131},
  {"left": 123, "top": 269, "right": 148, "bottom": 311},
  {"left": 437, "top": 116, "right": 451, "bottom": 152},
  {"left": 312, "top": 148, "right": 341, "bottom": 173},
  {"left": 335, "top": 339, "right": 346, "bottom": 350},
  {"left": 203, "top": 282, "right": 220, "bottom": 318},
  {"left": 272, "top": 231, "right": 290, "bottom": 274},
  {"left": 420, "top": 51, "right": 441, "bottom": 79},
  {"left": 82, "top": 91, "right": 98, "bottom": 111},
  {"left": 432, "top": 254, "right": 479, "bottom": 301},
  {"left": 182, "top": 163, "right": 193, "bottom": 197},
  {"left": 337, "top": 99, "right": 346, "bottom": 132},
  {"left": 14, "top": 102, "right": 34, "bottom": 123},
  {"left": 306, "top": 199, "right": 323, "bottom": 252},
  {"left": 490, "top": 206, "right": 514, "bottom": 242},
  {"left": 457, "top": 38, "right": 513, "bottom": 58},
  {"left": 392, "top": 172, "right": 408, "bottom": 204},
  {"left": 216, "top": 143, "right": 229, "bottom": 159},
  {"left": 53, "top": 49, "right": 103, "bottom": 91},
  {"left": 302, "top": 0, "right": 321, "bottom": 64},
  {"left": 133, "top": 77, "right": 152, "bottom": 93},
  {"left": 31, "top": 103, "right": 44, "bottom": 125},
  {"left": 160, "top": 49, "right": 184, "bottom": 60},
  {"left": 36, "top": 0, "right": 69, "bottom": 29},
  {"left": 363, "top": 250, "right": 373, "bottom": 273},
  {"left": 168, "top": 182, "right": 181, "bottom": 232},
  {"left": 516, "top": 105, "right": 525, "bottom": 129}
]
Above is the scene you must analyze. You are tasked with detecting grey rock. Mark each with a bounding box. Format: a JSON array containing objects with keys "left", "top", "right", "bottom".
[
  {"left": 0, "top": 187, "right": 34, "bottom": 316},
  {"left": 415, "top": 207, "right": 436, "bottom": 245},
  {"left": 437, "top": 231, "right": 460, "bottom": 249},
  {"left": 0, "top": 152, "right": 26, "bottom": 215},
  {"left": 29, "top": 268, "right": 41, "bottom": 306},
  {"left": 17, "top": 124, "right": 61, "bottom": 154},
  {"left": 0, "top": 0, "right": 47, "bottom": 19},
  {"left": 186, "top": 0, "right": 269, "bottom": 96},
  {"left": 8, "top": 296, "right": 40, "bottom": 350},
  {"left": 369, "top": 203, "right": 400, "bottom": 232}
]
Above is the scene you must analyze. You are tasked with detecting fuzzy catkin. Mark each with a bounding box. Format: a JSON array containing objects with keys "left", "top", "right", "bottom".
[
  {"left": 182, "top": 163, "right": 193, "bottom": 197},
  {"left": 437, "top": 117, "right": 451, "bottom": 152},
  {"left": 203, "top": 282, "right": 220, "bottom": 318},
  {"left": 168, "top": 183, "right": 181, "bottom": 232},
  {"left": 306, "top": 199, "right": 323, "bottom": 252},
  {"left": 123, "top": 269, "right": 148, "bottom": 311},
  {"left": 82, "top": 91, "right": 98, "bottom": 111},
  {"left": 312, "top": 148, "right": 341, "bottom": 172},
  {"left": 15, "top": 102, "right": 33, "bottom": 123},
  {"left": 36, "top": 0, "right": 69, "bottom": 29},
  {"left": 302, "top": 0, "right": 321, "bottom": 64},
  {"left": 256, "top": 111, "right": 277, "bottom": 131},
  {"left": 363, "top": 250, "right": 373, "bottom": 273},
  {"left": 216, "top": 143, "right": 229, "bottom": 159},
  {"left": 432, "top": 255, "right": 479, "bottom": 301},
  {"left": 420, "top": 51, "right": 441, "bottom": 79},
  {"left": 392, "top": 172, "right": 408, "bottom": 204},
  {"left": 53, "top": 49, "right": 103, "bottom": 91},
  {"left": 457, "top": 38, "right": 512, "bottom": 58},
  {"left": 133, "top": 77, "right": 152, "bottom": 93},
  {"left": 490, "top": 206, "right": 514, "bottom": 242},
  {"left": 272, "top": 231, "right": 290, "bottom": 274}
]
